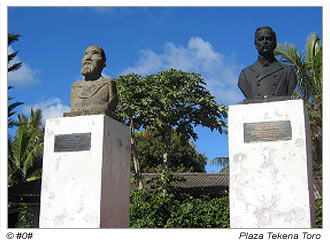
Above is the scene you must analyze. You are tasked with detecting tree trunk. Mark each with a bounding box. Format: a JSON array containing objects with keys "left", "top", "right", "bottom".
[
  {"left": 130, "top": 118, "right": 143, "bottom": 189},
  {"left": 161, "top": 123, "right": 171, "bottom": 196},
  {"left": 162, "top": 123, "right": 171, "bottom": 170}
]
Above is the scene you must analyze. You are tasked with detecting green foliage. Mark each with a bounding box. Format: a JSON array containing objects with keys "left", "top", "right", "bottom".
[
  {"left": 8, "top": 86, "right": 24, "bottom": 128},
  {"left": 130, "top": 169, "right": 229, "bottom": 228},
  {"left": 275, "top": 33, "right": 322, "bottom": 176},
  {"left": 130, "top": 188, "right": 229, "bottom": 228},
  {"left": 117, "top": 69, "right": 227, "bottom": 148},
  {"left": 276, "top": 34, "right": 322, "bottom": 103},
  {"left": 17, "top": 203, "right": 34, "bottom": 228},
  {"left": 208, "top": 156, "right": 229, "bottom": 171},
  {"left": 8, "top": 109, "right": 44, "bottom": 186},
  {"left": 144, "top": 69, "right": 227, "bottom": 140},
  {"left": 116, "top": 73, "right": 151, "bottom": 128},
  {"left": 315, "top": 199, "right": 322, "bottom": 228},
  {"left": 8, "top": 34, "right": 23, "bottom": 72},
  {"left": 130, "top": 189, "right": 174, "bottom": 228},
  {"left": 8, "top": 34, "right": 24, "bottom": 128},
  {"left": 166, "top": 195, "right": 229, "bottom": 228},
  {"left": 134, "top": 129, "right": 207, "bottom": 173},
  {"left": 116, "top": 73, "right": 153, "bottom": 188},
  {"left": 116, "top": 70, "right": 227, "bottom": 191},
  {"left": 144, "top": 69, "right": 227, "bottom": 181}
]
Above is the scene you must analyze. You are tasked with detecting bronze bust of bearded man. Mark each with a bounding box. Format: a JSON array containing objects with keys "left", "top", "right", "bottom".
[
  {"left": 64, "top": 45, "right": 118, "bottom": 117},
  {"left": 238, "top": 26, "right": 297, "bottom": 103}
]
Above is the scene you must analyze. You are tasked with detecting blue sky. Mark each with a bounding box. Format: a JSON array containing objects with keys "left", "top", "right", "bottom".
[{"left": 7, "top": 6, "right": 322, "bottom": 172}]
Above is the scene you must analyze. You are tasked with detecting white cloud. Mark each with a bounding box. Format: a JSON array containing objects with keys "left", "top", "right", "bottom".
[
  {"left": 121, "top": 37, "right": 244, "bottom": 104},
  {"left": 102, "top": 72, "right": 111, "bottom": 78},
  {"left": 8, "top": 47, "right": 39, "bottom": 86},
  {"left": 22, "top": 98, "right": 70, "bottom": 123},
  {"left": 122, "top": 49, "right": 164, "bottom": 75}
]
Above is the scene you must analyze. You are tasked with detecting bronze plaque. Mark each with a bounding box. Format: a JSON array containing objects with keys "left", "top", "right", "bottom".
[
  {"left": 244, "top": 121, "right": 292, "bottom": 143},
  {"left": 54, "top": 133, "right": 91, "bottom": 152}
]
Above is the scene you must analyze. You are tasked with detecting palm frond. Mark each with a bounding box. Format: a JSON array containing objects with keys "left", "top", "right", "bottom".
[
  {"left": 276, "top": 33, "right": 322, "bottom": 176},
  {"left": 209, "top": 157, "right": 229, "bottom": 168},
  {"left": 8, "top": 34, "right": 21, "bottom": 46},
  {"left": 9, "top": 108, "right": 44, "bottom": 185}
]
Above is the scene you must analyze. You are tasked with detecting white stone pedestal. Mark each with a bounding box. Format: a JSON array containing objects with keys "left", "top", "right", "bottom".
[
  {"left": 39, "top": 115, "right": 130, "bottom": 228},
  {"left": 229, "top": 100, "right": 315, "bottom": 228}
]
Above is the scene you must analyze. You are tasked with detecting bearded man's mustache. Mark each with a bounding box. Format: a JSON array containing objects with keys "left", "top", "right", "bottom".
[
  {"left": 81, "top": 65, "right": 96, "bottom": 75},
  {"left": 83, "top": 61, "right": 93, "bottom": 66}
]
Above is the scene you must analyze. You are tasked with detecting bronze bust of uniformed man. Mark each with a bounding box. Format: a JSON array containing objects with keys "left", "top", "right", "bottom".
[
  {"left": 64, "top": 45, "right": 118, "bottom": 117},
  {"left": 238, "top": 26, "right": 297, "bottom": 103}
]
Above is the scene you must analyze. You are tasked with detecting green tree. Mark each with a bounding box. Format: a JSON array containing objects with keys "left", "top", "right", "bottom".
[
  {"left": 117, "top": 70, "right": 227, "bottom": 188},
  {"left": 275, "top": 33, "right": 322, "bottom": 175},
  {"left": 8, "top": 109, "right": 44, "bottom": 186},
  {"left": 8, "top": 34, "right": 24, "bottom": 128},
  {"left": 134, "top": 129, "right": 207, "bottom": 173},
  {"left": 143, "top": 69, "right": 227, "bottom": 192},
  {"left": 116, "top": 73, "right": 152, "bottom": 189}
]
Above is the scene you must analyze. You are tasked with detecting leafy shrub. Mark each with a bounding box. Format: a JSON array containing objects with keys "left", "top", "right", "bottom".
[
  {"left": 315, "top": 199, "right": 322, "bottom": 228},
  {"left": 130, "top": 189, "right": 229, "bottom": 228},
  {"left": 17, "top": 203, "right": 34, "bottom": 228},
  {"left": 166, "top": 195, "right": 229, "bottom": 228}
]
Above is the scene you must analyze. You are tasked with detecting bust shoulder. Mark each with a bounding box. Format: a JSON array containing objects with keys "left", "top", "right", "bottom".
[
  {"left": 72, "top": 77, "right": 114, "bottom": 87},
  {"left": 72, "top": 80, "right": 84, "bottom": 87},
  {"left": 279, "top": 62, "right": 294, "bottom": 71},
  {"left": 241, "top": 62, "right": 258, "bottom": 74},
  {"left": 102, "top": 77, "right": 115, "bottom": 84}
]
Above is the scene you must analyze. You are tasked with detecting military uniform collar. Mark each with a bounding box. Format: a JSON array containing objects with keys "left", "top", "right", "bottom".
[
  {"left": 247, "top": 57, "right": 284, "bottom": 80},
  {"left": 257, "top": 55, "right": 277, "bottom": 67},
  {"left": 249, "top": 56, "right": 282, "bottom": 73}
]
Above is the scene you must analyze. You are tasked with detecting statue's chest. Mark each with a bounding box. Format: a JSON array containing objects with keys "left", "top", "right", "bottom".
[{"left": 75, "top": 82, "right": 108, "bottom": 100}]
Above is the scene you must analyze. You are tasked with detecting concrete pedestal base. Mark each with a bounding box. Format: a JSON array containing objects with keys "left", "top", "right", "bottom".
[
  {"left": 39, "top": 115, "right": 130, "bottom": 228},
  {"left": 229, "top": 100, "right": 315, "bottom": 228}
]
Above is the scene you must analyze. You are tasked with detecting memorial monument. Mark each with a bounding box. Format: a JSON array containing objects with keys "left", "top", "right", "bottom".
[
  {"left": 39, "top": 46, "right": 130, "bottom": 228},
  {"left": 229, "top": 27, "right": 315, "bottom": 228},
  {"left": 238, "top": 26, "right": 297, "bottom": 103},
  {"left": 64, "top": 45, "right": 118, "bottom": 117}
]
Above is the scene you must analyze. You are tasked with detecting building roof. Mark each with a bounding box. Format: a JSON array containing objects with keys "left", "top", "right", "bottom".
[
  {"left": 131, "top": 172, "right": 229, "bottom": 197},
  {"left": 8, "top": 173, "right": 322, "bottom": 203}
]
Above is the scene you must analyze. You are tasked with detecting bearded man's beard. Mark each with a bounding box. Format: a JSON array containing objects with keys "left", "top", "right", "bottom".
[{"left": 81, "top": 63, "right": 99, "bottom": 78}]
